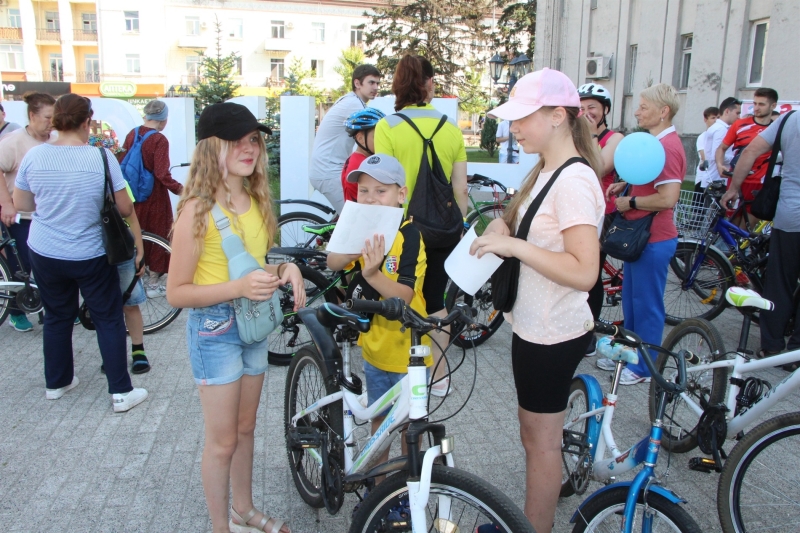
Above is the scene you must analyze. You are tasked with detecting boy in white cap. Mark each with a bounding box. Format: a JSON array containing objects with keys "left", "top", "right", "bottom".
[{"left": 327, "top": 154, "right": 430, "bottom": 480}]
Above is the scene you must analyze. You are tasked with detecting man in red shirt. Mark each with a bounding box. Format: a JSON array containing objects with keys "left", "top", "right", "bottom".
[{"left": 715, "top": 88, "right": 778, "bottom": 219}]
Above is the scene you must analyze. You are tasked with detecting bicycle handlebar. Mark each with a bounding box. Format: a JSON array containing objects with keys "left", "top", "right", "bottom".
[
  {"left": 584, "top": 320, "right": 692, "bottom": 393},
  {"left": 169, "top": 163, "right": 190, "bottom": 171},
  {"left": 468, "top": 174, "right": 509, "bottom": 193},
  {"left": 345, "top": 297, "right": 477, "bottom": 333}
]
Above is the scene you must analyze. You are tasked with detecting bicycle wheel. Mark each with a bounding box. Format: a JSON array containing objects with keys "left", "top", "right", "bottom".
[
  {"left": 561, "top": 377, "right": 591, "bottom": 497},
  {"left": 267, "top": 264, "right": 337, "bottom": 366},
  {"left": 139, "top": 232, "right": 182, "bottom": 334},
  {"left": 350, "top": 465, "right": 535, "bottom": 533},
  {"left": 664, "top": 242, "right": 733, "bottom": 325},
  {"left": 285, "top": 345, "right": 344, "bottom": 508},
  {"left": 648, "top": 318, "right": 727, "bottom": 453},
  {"left": 445, "top": 280, "right": 503, "bottom": 348},
  {"left": 269, "top": 211, "right": 328, "bottom": 263},
  {"left": 572, "top": 485, "right": 702, "bottom": 533},
  {"left": 466, "top": 203, "right": 506, "bottom": 235},
  {"left": 718, "top": 412, "right": 800, "bottom": 533},
  {"left": 0, "top": 254, "right": 12, "bottom": 326},
  {"left": 600, "top": 256, "right": 624, "bottom": 326}
]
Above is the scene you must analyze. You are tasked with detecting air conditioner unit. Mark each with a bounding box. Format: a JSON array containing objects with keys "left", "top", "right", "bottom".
[
  {"left": 585, "top": 56, "right": 611, "bottom": 79},
  {"left": 286, "top": 22, "right": 294, "bottom": 30}
]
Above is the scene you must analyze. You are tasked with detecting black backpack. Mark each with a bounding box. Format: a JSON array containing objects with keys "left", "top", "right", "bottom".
[{"left": 396, "top": 113, "right": 463, "bottom": 250}]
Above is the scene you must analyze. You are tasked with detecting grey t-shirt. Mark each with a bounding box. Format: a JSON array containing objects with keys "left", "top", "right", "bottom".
[
  {"left": 308, "top": 92, "right": 365, "bottom": 185},
  {"left": 760, "top": 112, "right": 800, "bottom": 232},
  {"left": 0, "top": 122, "right": 21, "bottom": 140}
]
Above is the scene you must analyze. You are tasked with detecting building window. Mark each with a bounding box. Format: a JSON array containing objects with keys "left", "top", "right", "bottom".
[
  {"left": 271, "top": 20, "right": 284, "bottom": 39},
  {"left": 228, "top": 18, "right": 243, "bottom": 39},
  {"left": 678, "top": 34, "right": 692, "bottom": 90},
  {"left": 8, "top": 9, "right": 21, "bottom": 28},
  {"left": 186, "top": 55, "right": 201, "bottom": 82},
  {"left": 49, "top": 53, "right": 63, "bottom": 81},
  {"left": 350, "top": 25, "right": 364, "bottom": 47},
  {"left": 625, "top": 44, "right": 638, "bottom": 95},
  {"left": 0, "top": 44, "right": 24, "bottom": 69},
  {"left": 235, "top": 57, "right": 242, "bottom": 76},
  {"left": 124, "top": 11, "right": 139, "bottom": 33},
  {"left": 126, "top": 54, "right": 140, "bottom": 74},
  {"left": 84, "top": 54, "right": 99, "bottom": 82},
  {"left": 748, "top": 19, "right": 769, "bottom": 87},
  {"left": 270, "top": 58, "right": 284, "bottom": 81},
  {"left": 45, "top": 11, "right": 60, "bottom": 30},
  {"left": 312, "top": 22, "right": 325, "bottom": 42},
  {"left": 185, "top": 16, "right": 200, "bottom": 36},
  {"left": 311, "top": 59, "right": 324, "bottom": 78}
]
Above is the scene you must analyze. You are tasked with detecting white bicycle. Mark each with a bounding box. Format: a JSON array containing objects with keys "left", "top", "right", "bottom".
[
  {"left": 645, "top": 287, "right": 800, "bottom": 532},
  {"left": 284, "top": 297, "right": 534, "bottom": 533}
]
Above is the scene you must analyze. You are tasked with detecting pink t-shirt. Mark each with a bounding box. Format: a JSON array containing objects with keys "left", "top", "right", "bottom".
[
  {"left": 510, "top": 162, "right": 605, "bottom": 345},
  {"left": 623, "top": 127, "right": 686, "bottom": 243}
]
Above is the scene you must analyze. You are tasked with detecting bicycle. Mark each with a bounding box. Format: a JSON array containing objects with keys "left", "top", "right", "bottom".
[
  {"left": 0, "top": 224, "right": 42, "bottom": 326},
  {"left": 562, "top": 321, "right": 701, "bottom": 532},
  {"left": 599, "top": 256, "right": 624, "bottom": 326},
  {"left": 284, "top": 296, "right": 534, "bottom": 533}
]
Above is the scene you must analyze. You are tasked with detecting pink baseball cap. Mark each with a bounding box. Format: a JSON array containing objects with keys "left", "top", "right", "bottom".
[{"left": 488, "top": 68, "right": 581, "bottom": 121}]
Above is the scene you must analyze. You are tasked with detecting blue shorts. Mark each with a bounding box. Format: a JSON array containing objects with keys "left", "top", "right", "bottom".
[
  {"left": 117, "top": 256, "right": 146, "bottom": 306},
  {"left": 363, "top": 360, "right": 428, "bottom": 417},
  {"left": 186, "top": 302, "right": 269, "bottom": 385}
]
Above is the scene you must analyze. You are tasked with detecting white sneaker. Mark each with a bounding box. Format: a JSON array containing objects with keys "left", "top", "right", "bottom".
[
  {"left": 112, "top": 387, "right": 148, "bottom": 412},
  {"left": 145, "top": 284, "right": 166, "bottom": 299},
  {"left": 46, "top": 376, "right": 79, "bottom": 400},
  {"left": 619, "top": 368, "right": 650, "bottom": 385},
  {"left": 596, "top": 357, "right": 616, "bottom": 371},
  {"left": 430, "top": 377, "right": 452, "bottom": 397}
]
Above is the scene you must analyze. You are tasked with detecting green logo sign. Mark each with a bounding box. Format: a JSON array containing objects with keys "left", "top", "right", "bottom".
[
  {"left": 99, "top": 81, "right": 137, "bottom": 98},
  {"left": 412, "top": 385, "right": 427, "bottom": 396}
]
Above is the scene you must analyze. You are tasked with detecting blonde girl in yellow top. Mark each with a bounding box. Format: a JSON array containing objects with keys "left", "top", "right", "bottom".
[{"left": 167, "top": 103, "right": 303, "bottom": 533}]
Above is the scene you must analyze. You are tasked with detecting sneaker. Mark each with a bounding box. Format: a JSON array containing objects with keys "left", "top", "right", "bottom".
[
  {"left": 430, "top": 377, "right": 452, "bottom": 397},
  {"left": 585, "top": 334, "right": 597, "bottom": 357},
  {"left": 596, "top": 357, "right": 616, "bottom": 371},
  {"left": 46, "top": 376, "right": 79, "bottom": 400},
  {"left": 619, "top": 368, "right": 650, "bottom": 385},
  {"left": 112, "top": 387, "right": 148, "bottom": 412},
  {"left": 145, "top": 284, "right": 167, "bottom": 299},
  {"left": 9, "top": 314, "right": 33, "bottom": 332},
  {"left": 385, "top": 497, "right": 410, "bottom": 523}
]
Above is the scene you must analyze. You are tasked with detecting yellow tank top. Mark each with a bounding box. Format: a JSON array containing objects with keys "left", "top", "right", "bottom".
[{"left": 193, "top": 198, "right": 269, "bottom": 286}]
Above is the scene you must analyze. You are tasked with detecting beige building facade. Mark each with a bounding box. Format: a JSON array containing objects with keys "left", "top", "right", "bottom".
[{"left": 534, "top": 0, "right": 800, "bottom": 136}]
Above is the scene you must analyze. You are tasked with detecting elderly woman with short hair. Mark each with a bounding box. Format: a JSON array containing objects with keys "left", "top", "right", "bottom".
[{"left": 604, "top": 84, "right": 686, "bottom": 384}]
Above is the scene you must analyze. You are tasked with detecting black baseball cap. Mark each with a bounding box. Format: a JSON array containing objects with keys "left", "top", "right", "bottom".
[{"left": 197, "top": 102, "right": 272, "bottom": 141}]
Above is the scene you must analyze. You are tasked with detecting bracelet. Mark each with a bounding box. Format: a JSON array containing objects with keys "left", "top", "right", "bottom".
[
  {"left": 629, "top": 196, "right": 637, "bottom": 210},
  {"left": 277, "top": 262, "right": 287, "bottom": 277}
]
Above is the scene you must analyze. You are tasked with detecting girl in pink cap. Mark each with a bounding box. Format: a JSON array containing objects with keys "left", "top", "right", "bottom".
[{"left": 471, "top": 68, "right": 605, "bottom": 533}]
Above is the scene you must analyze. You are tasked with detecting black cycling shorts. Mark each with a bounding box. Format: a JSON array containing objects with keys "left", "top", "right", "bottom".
[
  {"left": 421, "top": 245, "right": 456, "bottom": 314},
  {"left": 511, "top": 332, "right": 591, "bottom": 413}
]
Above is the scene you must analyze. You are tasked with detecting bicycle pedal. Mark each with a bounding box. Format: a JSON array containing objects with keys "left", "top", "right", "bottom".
[
  {"left": 287, "top": 426, "right": 323, "bottom": 450},
  {"left": 688, "top": 456, "right": 721, "bottom": 473}
]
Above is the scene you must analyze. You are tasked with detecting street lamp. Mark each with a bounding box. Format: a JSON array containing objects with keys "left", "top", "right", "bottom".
[
  {"left": 166, "top": 85, "right": 176, "bottom": 98},
  {"left": 488, "top": 52, "right": 532, "bottom": 163}
]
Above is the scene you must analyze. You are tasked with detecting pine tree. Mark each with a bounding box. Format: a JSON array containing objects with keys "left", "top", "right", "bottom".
[
  {"left": 332, "top": 47, "right": 367, "bottom": 98},
  {"left": 284, "top": 57, "right": 324, "bottom": 105},
  {"left": 493, "top": 1, "right": 537, "bottom": 60},
  {"left": 193, "top": 16, "right": 240, "bottom": 115}
]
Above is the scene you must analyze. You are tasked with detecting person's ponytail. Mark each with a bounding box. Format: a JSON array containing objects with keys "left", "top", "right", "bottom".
[{"left": 392, "top": 55, "right": 430, "bottom": 111}]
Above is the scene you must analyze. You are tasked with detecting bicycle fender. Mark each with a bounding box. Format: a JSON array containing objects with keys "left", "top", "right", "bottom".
[
  {"left": 297, "top": 308, "right": 343, "bottom": 378},
  {"left": 573, "top": 374, "right": 604, "bottom": 451},
  {"left": 277, "top": 199, "right": 337, "bottom": 215},
  {"left": 569, "top": 483, "right": 686, "bottom": 523}
]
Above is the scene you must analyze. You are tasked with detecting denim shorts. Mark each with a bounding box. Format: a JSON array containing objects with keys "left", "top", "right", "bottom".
[
  {"left": 117, "top": 256, "right": 146, "bottom": 306},
  {"left": 364, "top": 360, "right": 428, "bottom": 417},
  {"left": 186, "top": 302, "right": 269, "bottom": 385}
]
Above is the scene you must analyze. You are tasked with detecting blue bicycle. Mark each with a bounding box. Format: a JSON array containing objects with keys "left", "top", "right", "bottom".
[
  {"left": 663, "top": 183, "right": 770, "bottom": 325},
  {"left": 563, "top": 321, "right": 702, "bottom": 533}
]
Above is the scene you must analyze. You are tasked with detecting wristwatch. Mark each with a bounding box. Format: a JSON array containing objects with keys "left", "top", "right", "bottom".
[{"left": 629, "top": 196, "right": 637, "bottom": 210}]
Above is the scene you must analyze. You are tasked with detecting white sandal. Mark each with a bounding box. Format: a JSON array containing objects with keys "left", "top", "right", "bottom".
[{"left": 230, "top": 507, "right": 289, "bottom": 533}]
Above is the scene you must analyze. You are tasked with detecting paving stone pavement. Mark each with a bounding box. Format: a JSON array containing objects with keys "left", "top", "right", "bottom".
[{"left": 1, "top": 304, "right": 798, "bottom": 533}]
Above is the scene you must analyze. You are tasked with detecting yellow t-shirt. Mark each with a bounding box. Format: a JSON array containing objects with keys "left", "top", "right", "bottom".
[
  {"left": 374, "top": 104, "right": 467, "bottom": 214},
  {"left": 351, "top": 220, "right": 431, "bottom": 373},
  {"left": 193, "top": 199, "right": 269, "bottom": 286}
]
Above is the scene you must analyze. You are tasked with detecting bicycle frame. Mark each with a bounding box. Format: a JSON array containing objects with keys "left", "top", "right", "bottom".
[{"left": 673, "top": 348, "right": 800, "bottom": 439}]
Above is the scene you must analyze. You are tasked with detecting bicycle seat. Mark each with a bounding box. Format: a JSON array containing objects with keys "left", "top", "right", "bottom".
[
  {"left": 316, "top": 302, "right": 370, "bottom": 333},
  {"left": 725, "top": 287, "right": 774, "bottom": 311},
  {"left": 303, "top": 223, "right": 336, "bottom": 235}
]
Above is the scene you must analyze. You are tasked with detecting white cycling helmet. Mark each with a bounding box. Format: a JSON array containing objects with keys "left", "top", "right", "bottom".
[{"left": 578, "top": 83, "right": 613, "bottom": 110}]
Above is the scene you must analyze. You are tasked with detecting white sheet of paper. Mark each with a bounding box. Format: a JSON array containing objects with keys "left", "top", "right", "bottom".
[
  {"left": 326, "top": 201, "right": 405, "bottom": 254},
  {"left": 444, "top": 227, "right": 504, "bottom": 296}
]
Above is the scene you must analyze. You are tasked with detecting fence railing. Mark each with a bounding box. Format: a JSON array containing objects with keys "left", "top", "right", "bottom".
[
  {"left": 36, "top": 28, "right": 61, "bottom": 41},
  {"left": 0, "top": 27, "right": 23, "bottom": 40},
  {"left": 76, "top": 71, "right": 100, "bottom": 83},
  {"left": 73, "top": 29, "right": 98, "bottom": 41}
]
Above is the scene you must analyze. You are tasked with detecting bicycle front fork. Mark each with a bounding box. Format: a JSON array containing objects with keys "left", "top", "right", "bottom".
[{"left": 404, "top": 423, "right": 455, "bottom": 533}]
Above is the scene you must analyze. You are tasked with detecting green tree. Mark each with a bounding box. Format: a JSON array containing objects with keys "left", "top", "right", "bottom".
[
  {"left": 493, "top": 0, "right": 537, "bottom": 59},
  {"left": 193, "top": 17, "right": 240, "bottom": 114},
  {"left": 480, "top": 117, "right": 498, "bottom": 157},
  {"left": 364, "top": 0, "right": 493, "bottom": 95},
  {"left": 332, "top": 46, "right": 367, "bottom": 98},
  {"left": 458, "top": 68, "right": 490, "bottom": 115}
]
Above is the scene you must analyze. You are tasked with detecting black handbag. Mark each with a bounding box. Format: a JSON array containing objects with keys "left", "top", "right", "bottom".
[
  {"left": 491, "top": 157, "right": 588, "bottom": 313},
  {"left": 602, "top": 209, "right": 656, "bottom": 262},
  {"left": 397, "top": 113, "right": 463, "bottom": 250},
  {"left": 99, "top": 148, "right": 135, "bottom": 265},
  {"left": 750, "top": 110, "right": 795, "bottom": 221}
]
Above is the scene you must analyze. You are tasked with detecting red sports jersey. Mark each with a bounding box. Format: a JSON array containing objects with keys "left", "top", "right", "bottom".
[{"left": 722, "top": 117, "right": 773, "bottom": 184}]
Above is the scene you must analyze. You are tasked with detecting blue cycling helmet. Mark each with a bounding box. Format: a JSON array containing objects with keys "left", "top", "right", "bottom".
[{"left": 344, "top": 107, "right": 386, "bottom": 136}]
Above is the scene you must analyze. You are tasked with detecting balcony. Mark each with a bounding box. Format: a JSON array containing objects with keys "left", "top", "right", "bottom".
[
  {"left": 0, "top": 27, "right": 23, "bottom": 41},
  {"left": 73, "top": 29, "right": 98, "bottom": 42},
  {"left": 76, "top": 70, "right": 100, "bottom": 82},
  {"left": 180, "top": 74, "right": 200, "bottom": 86},
  {"left": 177, "top": 35, "right": 207, "bottom": 49},
  {"left": 36, "top": 28, "right": 61, "bottom": 42},
  {"left": 41, "top": 71, "right": 65, "bottom": 82},
  {"left": 264, "top": 38, "right": 292, "bottom": 52}
]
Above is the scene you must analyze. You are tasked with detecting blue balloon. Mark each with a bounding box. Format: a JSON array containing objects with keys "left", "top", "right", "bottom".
[{"left": 613, "top": 132, "right": 666, "bottom": 185}]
